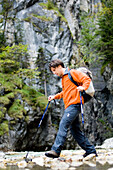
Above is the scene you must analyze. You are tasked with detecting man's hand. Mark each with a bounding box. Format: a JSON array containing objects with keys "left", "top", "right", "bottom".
[
  {"left": 48, "top": 95, "right": 55, "bottom": 101},
  {"left": 77, "top": 86, "right": 85, "bottom": 92}
]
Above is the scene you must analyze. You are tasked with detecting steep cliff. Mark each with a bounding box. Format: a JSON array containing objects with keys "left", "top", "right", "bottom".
[{"left": 0, "top": 0, "right": 112, "bottom": 151}]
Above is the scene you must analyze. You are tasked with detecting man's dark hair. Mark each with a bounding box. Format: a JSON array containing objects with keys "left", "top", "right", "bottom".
[{"left": 49, "top": 59, "right": 64, "bottom": 71}]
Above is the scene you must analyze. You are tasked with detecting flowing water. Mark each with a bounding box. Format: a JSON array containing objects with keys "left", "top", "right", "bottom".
[
  {"left": 0, "top": 150, "right": 113, "bottom": 170},
  {"left": 0, "top": 163, "right": 113, "bottom": 170}
]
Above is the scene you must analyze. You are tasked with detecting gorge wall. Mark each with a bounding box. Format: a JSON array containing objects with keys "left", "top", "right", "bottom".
[{"left": 0, "top": 0, "right": 113, "bottom": 151}]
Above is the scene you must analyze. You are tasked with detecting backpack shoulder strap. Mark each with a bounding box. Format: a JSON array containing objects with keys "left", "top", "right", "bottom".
[{"left": 68, "top": 70, "right": 79, "bottom": 87}]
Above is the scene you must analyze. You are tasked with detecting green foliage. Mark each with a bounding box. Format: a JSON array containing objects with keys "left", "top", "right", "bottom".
[
  {"left": 0, "top": 121, "right": 9, "bottom": 136},
  {"left": 0, "top": 0, "right": 24, "bottom": 48},
  {"left": 39, "top": 0, "right": 55, "bottom": 10},
  {"left": 0, "top": 73, "right": 23, "bottom": 93},
  {"left": 77, "top": 13, "right": 97, "bottom": 65},
  {"left": 0, "top": 83, "right": 48, "bottom": 121},
  {"left": 35, "top": 47, "right": 51, "bottom": 96},
  {"left": 0, "top": 44, "right": 29, "bottom": 73},
  {"left": 16, "top": 67, "right": 40, "bottom": 80},
  {"left": 32, "top": 14, "right": 53, "bottom": 22},
  {"left": 8, "top": 99, "right": 26, "bottom": 119},
  {"left": 0, "top": 30, "right": 6, "bottom": 49},
  {"left": 19, "top": 85, "right": 48, "bottom": 111},
  {"left": 96, "top": 0, "right": 113, "bottom": 72},
  {"left": 77, "top": 0, "right": 113, "bottom": 72},
  {"left": 0, "top": 96, "right": 10, "bottom": 105},
  {"left": 0, "top": 0, "right": 13, "bottom": 47},
  {"left": 0, "top": 1, "right": 49, "bottom": 138},
  {"left": 47, "top": 0, "right": 55, "bottom": 10},
  {"left": 98, "top": 118, "right": 113, "bottom": 138},
  {"left": 0, "top": 111, "right": 4, "bottom": 121},
  {"left": 23, "top": 17, "right": 31, "bottom": 23},
  {"left": 0, "top": 0, "right": 13, "bottom": 13},
  {"left": 0, "top": 44, "right": 39, "bottom": 80},
  {"left": 0, "top": 107, "right": 6, "bottom": 114},
  {"left": 39, "top": 1, "right": 67, "bottom": 23},
  {"left": 0, "top": 43, "right": 47, "bottom": 137}
]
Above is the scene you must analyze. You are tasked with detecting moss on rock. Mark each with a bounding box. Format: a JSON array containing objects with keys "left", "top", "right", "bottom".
[
  {"left": 8, "top": 99, "right": 26, "bottom": 119},
  {"left": 0, "top": 73, "right": 48, "bottom": 138},
  {"left": 0, "top": 121, "right": 9, "bottom": 136},
  {"left": 0, "top": 111, "right": 4, "bottom": 121},
  {"left": 18, "top": 85, "right": 48, "bottom": 111},
  {"left": 7, "top": 85, "right": 48, "bottom": 120},
  {"left": 0, "top": 73, "right": 22, "bottom": 93},
  {"left": 6, "top": 92, "right": 15, "bottom": 99},
  {"left": 0, "top": 96, "right": 10, "bottom": 105}
]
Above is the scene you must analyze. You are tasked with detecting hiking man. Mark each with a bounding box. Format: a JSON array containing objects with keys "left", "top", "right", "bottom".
[{"left": 45, "top": 59, "right": 97, "bottom": 159}]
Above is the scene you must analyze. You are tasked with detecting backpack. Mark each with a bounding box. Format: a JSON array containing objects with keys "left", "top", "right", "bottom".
[{"left": 68, "top": 67, "right": 95, "bottom": 103}]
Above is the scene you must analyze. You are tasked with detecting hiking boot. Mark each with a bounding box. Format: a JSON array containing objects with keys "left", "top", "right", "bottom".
[
  {"left": 83, "top": 151, "right": 98, "bottom": 158},
  {"left": 83, "top": 152, "right": 98, "bottom": 161},
  {"left": 45, "top": 150, "right": 59, "bottom": 158}
]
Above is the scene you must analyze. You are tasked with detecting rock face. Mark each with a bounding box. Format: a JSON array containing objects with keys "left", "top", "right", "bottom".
[{"left": 0, "top": 0, "right": 113, "bottom": 151}]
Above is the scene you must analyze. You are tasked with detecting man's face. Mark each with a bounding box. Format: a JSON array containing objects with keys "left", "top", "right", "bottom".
[{"left": 51, "top": 65, "right": 63, "bottom": 77}]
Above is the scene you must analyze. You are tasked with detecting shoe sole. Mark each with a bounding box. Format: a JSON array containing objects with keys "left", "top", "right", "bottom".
[
  {"left": 45, "top": 153, "right": 59, "bottom": 158},
  {"left": 83, "top": 153, "right": 96, "bottom": 161}
]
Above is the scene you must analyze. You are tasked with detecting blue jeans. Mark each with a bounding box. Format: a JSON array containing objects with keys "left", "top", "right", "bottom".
[{"left": 51, "top": 104, "right": 96, "bottom": 155}]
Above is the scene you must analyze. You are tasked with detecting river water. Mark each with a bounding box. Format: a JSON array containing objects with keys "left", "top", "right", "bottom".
[
  {"left": 0, "top": 150, "right": 113, "bottom": 170},
  {"left": 0, "top": 163, "right": 113, "bottom": 170}
]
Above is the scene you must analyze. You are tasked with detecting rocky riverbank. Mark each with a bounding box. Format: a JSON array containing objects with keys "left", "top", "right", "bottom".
[
  {"left": 0, "top": 138, "right": 113, "bottom": 170},
  {"left": 0, "top": 148, "right": 113, "bottom": 170}
]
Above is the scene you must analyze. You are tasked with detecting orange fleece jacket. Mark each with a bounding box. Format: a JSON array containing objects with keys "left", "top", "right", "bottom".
[{"left": 54, "top": 69, "right": 91, "bottom": 109}]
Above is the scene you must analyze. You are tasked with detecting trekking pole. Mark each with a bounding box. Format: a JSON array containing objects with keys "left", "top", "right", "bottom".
[
  {"left": 25, "top": 101, "right": 51, "bottom": 163},
  {"left": 80, "top": 91, "right": 87, "bottom": 151},
  {"left": 38, "top": 101, "right": 50, "bottom": 127},
  {"left": 80, "top": 91, "right": 84, "bottom": 125}
]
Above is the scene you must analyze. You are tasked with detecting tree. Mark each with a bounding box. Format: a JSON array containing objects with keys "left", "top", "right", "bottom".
[
  {"left": 0, "top": 44, "right": 29, "bottom": 73},
  {"left": 77, "top": 13, "right": 97, "bottom": 65},
  {"left": 0, "top": 44, "right": 39, "bottom": 80},
  {"left": 77, "top": 0, "right": 113, "bottom": 72},
  {"left": 35, "top": 47, "right": 51, "bottom": 96},
  {"left": 96, "top": 0, "right": 113, "bottom": 72},
  {"left": 0, "top": 0, "right": 14, "bottom": 47}
]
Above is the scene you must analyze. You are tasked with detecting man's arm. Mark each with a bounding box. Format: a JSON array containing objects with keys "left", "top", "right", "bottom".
[
  {"left": 70, "top": 69, "right": 91, "bottom": 91},
  {"left": 48, "top": 95, "right": 55, "bottom": 101},
  {"left": 48, "top": 91, "right": 64, "bottom": 101}
]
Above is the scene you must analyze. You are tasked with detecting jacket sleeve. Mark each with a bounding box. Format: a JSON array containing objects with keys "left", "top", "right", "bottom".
[
  {"left": 70, "top": 69, "right": 91, "bottom": 91},
  {"left": 54, "top": 91, "right": 64, "bottom": 99}
]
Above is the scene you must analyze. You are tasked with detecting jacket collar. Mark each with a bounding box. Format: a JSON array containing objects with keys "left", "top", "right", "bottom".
[{"left": 63, "top": 67, "right": 69, "bottom": 75}]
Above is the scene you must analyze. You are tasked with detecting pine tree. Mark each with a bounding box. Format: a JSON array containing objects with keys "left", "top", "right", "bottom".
[
  {"left": 78, "top": 0, "right": 113, "bottom": 72},
  {"left": 96, "top": 0, "right": 113, "bottom": 71}
]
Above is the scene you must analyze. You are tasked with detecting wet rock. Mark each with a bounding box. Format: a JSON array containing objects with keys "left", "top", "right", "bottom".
[
  {"left": 97, "top": 137, "right": 113, "bottom": 149},
  {"left": 0, "top": 149, "right": 113, "bottom": 169},
  {"left": 17, "top": 160, "right": 27, "bottom": 168},
  {"left": 0, "top": 162, "right": 6, "bottom": 169},
  {"left": 32, "top": 157, "right": 44, "bottom": 166},
  {"left": 0, "top": 0, "right": 113, "bottom": 153},
  {"left": 51, "top": 158, "right": 70, "bottom": 170},
  {"left": 0, "top": 151, "right": 5, "bottom": 158}
]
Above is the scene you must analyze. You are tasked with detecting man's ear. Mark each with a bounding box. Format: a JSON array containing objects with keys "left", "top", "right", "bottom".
[{"left": 58, "top": 65, "right": 62, "bottom": 69}]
